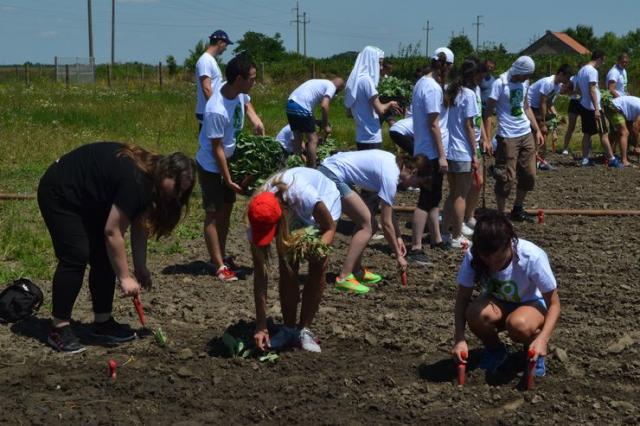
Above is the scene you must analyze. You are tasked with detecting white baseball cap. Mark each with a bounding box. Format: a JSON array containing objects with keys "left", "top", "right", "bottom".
[{"left": 432, "top": 47, "right": 454, "bottom": 64}]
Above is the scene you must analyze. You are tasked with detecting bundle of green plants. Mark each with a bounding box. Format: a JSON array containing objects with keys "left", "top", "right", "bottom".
[
  {"left": 229, "top": 132, "right": 287, "bottom": 194},
  {"left": 286, "top": 226, "right": 332, "bottom": 265},
  {"left": 377, "top": 75, "right": 413, "bottom": 107}
]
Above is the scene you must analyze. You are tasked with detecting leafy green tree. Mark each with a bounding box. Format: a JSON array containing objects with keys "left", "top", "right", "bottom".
[
  {"left": 166, "top": 55, "right": 177, "bottom": 75},
  {"left": 233, "top": 31, "right": 286, "bottom": 63},
  {"left": 564, "top": 25, "right": 598, "bottom": 50},
  {"left": 183, "top": 39, "right": 206, "bottom": 73},
  {"left": 448, "top": 35, "right": 474, "bottom": 60}
]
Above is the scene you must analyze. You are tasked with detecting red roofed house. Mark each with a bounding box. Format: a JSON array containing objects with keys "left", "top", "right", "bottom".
[{"left": 521, "top": 31, "right": 591, "bottom": 55}]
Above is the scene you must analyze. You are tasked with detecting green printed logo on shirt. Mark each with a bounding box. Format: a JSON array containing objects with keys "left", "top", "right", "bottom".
[
  {"left": 233, "top": 103, "right": 243, "bottom": 138},
  {"left": 509, "top": 87, "right": 524, "bottom": 117},
  {"left": 485, "top": 278, "right": 521, "bottom": 302}
]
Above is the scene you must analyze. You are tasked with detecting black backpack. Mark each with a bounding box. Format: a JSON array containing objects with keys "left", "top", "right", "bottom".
[{"left": 0, "top": 278, "right": 44, "bottom": 323}]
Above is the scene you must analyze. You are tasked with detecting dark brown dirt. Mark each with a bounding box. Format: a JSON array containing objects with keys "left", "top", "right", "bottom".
[{"left": 1, "top": 152, "right": 640, "bottom": 425}]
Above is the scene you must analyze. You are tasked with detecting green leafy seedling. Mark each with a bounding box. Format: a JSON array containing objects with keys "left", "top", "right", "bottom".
[{"left": 154, "top": 327, "right": 167, "bottom": 347}]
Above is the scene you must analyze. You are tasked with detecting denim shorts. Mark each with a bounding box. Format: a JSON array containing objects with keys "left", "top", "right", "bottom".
[
  {"left": 447, "top": 160, "right": 472, "bottom": 173},
  {"left": 318, "top": 165, "right": 353, "bottom": 198},
  {"left": 495, "top": 297, "right": 548, "bottom": 316}
]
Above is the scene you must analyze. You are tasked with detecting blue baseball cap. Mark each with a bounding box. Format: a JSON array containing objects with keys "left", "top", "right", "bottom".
[{"left": 210, "top": 30, "right": 233, "bottom": 45}]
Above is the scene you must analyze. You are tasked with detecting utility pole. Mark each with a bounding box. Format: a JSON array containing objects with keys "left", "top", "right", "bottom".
[
  {"left": 111, "top": 0, "right": 115, "bottom": 65},
  {"left": 422, "top": 20, "right": 433, "bottom": 58},
  {"left": 472, "top": 15, "right": 484, "bottom": 51},
  {"left": 87, "top": 0, "right": 93, "bottom": 59},
  {"left": 302, "top": 12, "right": 310, "bottom": 57},
  {"left": 291, "top": 0, "right": 300, "bottom": 54}
]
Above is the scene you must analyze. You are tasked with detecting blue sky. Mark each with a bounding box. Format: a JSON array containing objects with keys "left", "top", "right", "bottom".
[{"left": 0, "top": 0, "right": 637, "bottom": 65}]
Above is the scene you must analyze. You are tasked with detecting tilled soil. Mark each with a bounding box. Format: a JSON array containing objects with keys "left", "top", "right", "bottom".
[{"left": 1, "top": 152, "right": 640, "bottom": 425}]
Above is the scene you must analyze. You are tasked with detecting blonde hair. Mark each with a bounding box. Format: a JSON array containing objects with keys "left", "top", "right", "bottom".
[{"left": 247, "top": 173, "right": 296, "bottom": 275}]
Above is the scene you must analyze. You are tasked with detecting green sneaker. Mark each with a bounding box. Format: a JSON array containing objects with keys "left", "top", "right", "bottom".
[
  {"left": 335, "top": 274, "right": 370, "bottom": 294},
  {"left": 355, "top": 268, "right": 382, "bottom": 285}
]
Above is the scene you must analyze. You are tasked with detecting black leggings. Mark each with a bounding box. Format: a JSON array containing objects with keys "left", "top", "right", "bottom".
[{"left": 37, "top": 176, "right": 116, "bottom": 321}]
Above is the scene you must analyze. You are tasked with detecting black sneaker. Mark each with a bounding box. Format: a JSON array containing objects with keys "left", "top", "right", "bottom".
[
  {"left": 430, "top": 241, "right": 451, "bottom": 250},
  {"left": 407, "top": 249, "right": 429, "bottom": 266},
  {"left": 509, "top": 208, "right": 535, "bottom": 223},
  {"left": 91, "top": 317, "right": 137, "bottom": 343},
  {"left": 48, "top": 325, "right": 86, "bottom": 354}
]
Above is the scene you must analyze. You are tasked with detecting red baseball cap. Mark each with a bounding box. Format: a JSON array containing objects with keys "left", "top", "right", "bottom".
[{"left": 248, "top": 192, "right": 282, "bottom": 247}]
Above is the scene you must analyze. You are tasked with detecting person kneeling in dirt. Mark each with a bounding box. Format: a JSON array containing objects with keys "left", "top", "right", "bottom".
[
  {"left": 248, "top": 167, "right": 341, "bottom": 353},
  {"left": 319, "top": 150, "right": 428, "bottom": 294},
  {"left": 38, "top": 142, "right": 196, "bottom": 353},
  {"left": 451, "top": 210, "right": 561, "bottom": 378}
]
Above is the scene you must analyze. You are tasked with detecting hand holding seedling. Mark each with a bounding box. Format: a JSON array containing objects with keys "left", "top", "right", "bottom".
[{"left": 254, "top": 329, "right": 270, "bottom": 351}]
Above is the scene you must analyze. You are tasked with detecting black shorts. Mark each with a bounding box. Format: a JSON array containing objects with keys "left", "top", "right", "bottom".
[
  {"left": 580, "top": 106, "right": 608, "bottom": 136},
  {"left": 196, "top": 162, "right": 236, "bottom": 212},
  {"left": 568, "top": 99, "right": 581, "bottom": 115},
  {"left": 287, "top": 113, "right": 316, "bottom": 133},
  {"left": 417, "top": 159, "right": 443, "bottom": 211}
]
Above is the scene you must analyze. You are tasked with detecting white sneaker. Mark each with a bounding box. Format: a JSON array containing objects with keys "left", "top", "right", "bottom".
[
  {"left": 461, "top": 223, "right": 474, "bottom": 238},
  {"left": 371, "top": 232, "right": 385, "bottom": 241},
  {"left": 269, "top": 326, "right": 298, "bottom": 349},
  {"left": 407, "top": 186, "right": 420, "bottom": 192},
  {"left": 450, "top": 236, "right": 471, "bottom": 249},
  {"left": 581, "top": 158, "right": 590, "bottom": 167},
  {"left": 466, "top": 218, "right": 476, "bottom": 229},
  {"left": 299, "top": 328, "right": 321, "bottom": 353},
  {"left": 561, "top": 149, "right": 569, "bottom": 155}
]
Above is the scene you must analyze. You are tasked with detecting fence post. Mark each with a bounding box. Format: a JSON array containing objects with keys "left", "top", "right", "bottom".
[
  {"left": 65, "top": 64, "right": 70, "bottom": 88},
  {"left": 24, "top": 63, "right": 29, "bottom": 86},
  {"left": 158, "top": 61, "right": 163, "bottom": 88},
  {"left": 108, "top": 64, "right": 112, "bottom": 88}
]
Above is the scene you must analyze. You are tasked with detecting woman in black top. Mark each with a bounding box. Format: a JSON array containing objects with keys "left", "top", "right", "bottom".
[{"left": 38, "top": 142, "right": 196, "bottom": 353}]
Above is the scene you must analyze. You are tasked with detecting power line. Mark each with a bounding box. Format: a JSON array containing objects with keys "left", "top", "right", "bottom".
[
  {"left": 111, "top": 0, "right": 115, "bottom": 65},
  {"left": 472, "top": 15, "right": 484, "bottom": 51},
  {"left": 302, "top": 11, "right": 310, "bottom": 57},
  {"left": 422, "top": 20, "right": 433, "bottom": 57},
  {"left": 87, "top": 0, "right": 94, "bottom": 59}
]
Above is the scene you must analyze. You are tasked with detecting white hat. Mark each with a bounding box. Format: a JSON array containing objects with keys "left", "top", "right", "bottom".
[
  {"left": 432, "top": 47, "right": 454, "bottom": 64},
  {"left": 510, "top": 56, "right": 535, "bottom": 76}
]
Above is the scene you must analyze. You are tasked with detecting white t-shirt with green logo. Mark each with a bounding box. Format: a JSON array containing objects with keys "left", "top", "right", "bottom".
[
  {"left": 196, "top": 88, "right": 249, "bottom": 173},
  {"left": 527, "top": 75, "right": 561, "bottom": 109},
  {"left": 489, "top": 76, "right": 531, "bottom": 138},
  {"left": 457, "top": 239, "right": 557, "bottom": 303}
]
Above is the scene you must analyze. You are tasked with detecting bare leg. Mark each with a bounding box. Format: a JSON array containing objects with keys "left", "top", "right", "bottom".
[
  {"left": 306, "top": 132, "right": 318, "bottom": 168},
  {"left": 217, "top": 202, "right": 233, "bottom": 257},
  {"left": 427, "top": 207, "right": 442, "bottom": 246},
  {"left": 466, "top": 296, "right": 504, "bottom": 350},
  {"left": 505, "top": 306, "right": 545, "bottom": 344},
  {"left": 339, "top": 194, "right": 372, "bottom": 280},
  {"left": 299, "top": 256, "right": 327, "bottom": 328},
  {"left": 446, "top": 173, "right": 472, "bottom": 238},
  {"left": 204, "top": 211, "right": 224, "bottom": 268},
  {"left": 278, "top": 259, "right": 300, "bottom": 328},
  {"left": 562, "top": 113, "right": 577, "bottom": 151},
  {"left": 411, "top": 207, "right": 428, "bottom": 250},
  {"left": 581, "top": 133, "right": 591, "bottom": 161},
  {"left": 599, "top": 132, "right": 614, "bottom": 159}
]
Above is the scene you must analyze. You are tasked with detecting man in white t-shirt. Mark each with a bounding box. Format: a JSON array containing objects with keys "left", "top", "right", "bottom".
[
  {"left": 286, "top": 78, "right": 345, "bottom": 167},
  {"left": 607, "top": 52, "right": 629, "bottom": 98},
  {"left": 195, "top": 53, "right": 256, "bottom": 282},
  {"left": 527, "top": 64, "right": 572, "bottom": 167},
  {"left": 485, "top": 56, "right": 544, "bottom": 223},
  {"left": 575, "top": 50, "right": 620, "bottom": 168},
  {"left": 195, "top": 30, "right": 232, "bottom": 131}
]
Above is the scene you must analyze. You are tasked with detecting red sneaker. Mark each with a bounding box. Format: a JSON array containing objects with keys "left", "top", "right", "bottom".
[{"left": 216, "top": 265, "right": 238, "bottom": 282}]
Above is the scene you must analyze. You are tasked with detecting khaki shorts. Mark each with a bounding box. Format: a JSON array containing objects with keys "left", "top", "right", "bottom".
[
  {"left": 197, "top": 162, "right": 236, "bottom": 213},
  {"left": 493, "top": 133, "right": 536, "bottom": 197}
]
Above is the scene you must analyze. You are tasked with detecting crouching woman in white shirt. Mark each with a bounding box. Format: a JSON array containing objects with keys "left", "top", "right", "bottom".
[
  {"left": 451, "top": 210, "right": 561, "bottom": 378},
  {"left": 319, "top": 150, "right": 428, "bottom": 294},
  {"left": 248, "top": 167, "right": 341, "bottom": 353}
]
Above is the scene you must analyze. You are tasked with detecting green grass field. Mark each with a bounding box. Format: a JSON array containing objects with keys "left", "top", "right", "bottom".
[{"left": 0, "top": 79, "right": 588, "bottom": 282}]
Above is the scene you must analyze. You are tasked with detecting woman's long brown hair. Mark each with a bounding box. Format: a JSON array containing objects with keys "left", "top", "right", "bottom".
[
  {"left": 470, "top": 210, "right": 519, "bottom": 286},
  {"left": 118, "top": 144, "right": 196, "bottom": 239}
]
